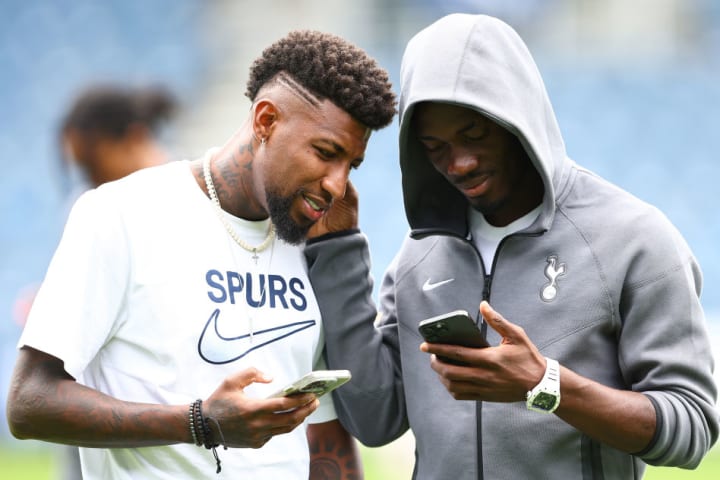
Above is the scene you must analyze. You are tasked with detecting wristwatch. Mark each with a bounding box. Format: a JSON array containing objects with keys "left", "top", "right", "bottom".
[{"left": 526, "top": 357, "right": 561, "bottom": 413}]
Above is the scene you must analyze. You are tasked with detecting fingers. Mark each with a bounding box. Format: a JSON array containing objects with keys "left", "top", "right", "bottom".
[
  {"left": 221, "top": 395, "right": 320, "bottom": 449},
  {"left": 343, "top": 180, "right": 359, "bottom": 208},
  {"left": 225, "top": 367, "right": 273, "bottom": 391},
  {"left": 479, "top": 300, "right": 505, "bottom": 334},
  {"left": 307, "top": 181, "right": 359, "bottom": 238},
  {"left": 266, "top": 393, "right": 318, "bottom": 414},
  {"left": 479, "top": 301, "right": 525, "bottom": 344},
  {"left": 420, "top": 342, "right": 477, "bottom": 366},
  {"left": 251, "top": 397, "right": 320, "bottom": 448}
]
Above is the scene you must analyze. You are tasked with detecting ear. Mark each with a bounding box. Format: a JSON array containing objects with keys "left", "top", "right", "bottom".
[{"left": 252, "top": 99, "right": 279, "bottom": 141}]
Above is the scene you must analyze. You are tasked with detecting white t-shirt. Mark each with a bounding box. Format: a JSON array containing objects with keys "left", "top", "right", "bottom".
[
  {"left": 20, "top": 159, "right": 336, "bottom": 479},
  {"left": 468, "top": 205, "right": 542, "bottom": 274}
]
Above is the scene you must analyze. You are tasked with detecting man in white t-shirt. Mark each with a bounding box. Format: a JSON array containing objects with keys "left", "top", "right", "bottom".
[{"left": 6, "top": 30, "right": 396, "bottom": 479}]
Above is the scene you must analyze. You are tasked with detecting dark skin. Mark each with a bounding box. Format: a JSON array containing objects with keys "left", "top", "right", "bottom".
[
  {"left": 413, "top": 102, "right": 544, "bottom": 226},
  {"left": 308, "top": 421, "right": 364, "bottom": 480},
  {"left": 309, "top": 101, "right": 656, "bottom": 454},
  {"left": 8, "top": 83, "right": 369, "bottom": 479},
  {"left": 63, "top": 123, "right": 169, "bottom": 188}
]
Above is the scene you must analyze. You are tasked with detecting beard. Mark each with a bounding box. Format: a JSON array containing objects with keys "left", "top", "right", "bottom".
[{"left": 266, "top": 189, "right": 311, "bottom": 245}]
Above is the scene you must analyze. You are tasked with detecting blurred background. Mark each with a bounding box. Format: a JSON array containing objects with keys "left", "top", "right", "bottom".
[{"left": 1, "top": 0, "right": 718, "bottom": 478}]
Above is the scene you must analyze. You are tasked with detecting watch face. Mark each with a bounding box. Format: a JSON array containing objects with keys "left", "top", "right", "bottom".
[{"left": 531, "top": 392, "right": 558, "bottom": 411}]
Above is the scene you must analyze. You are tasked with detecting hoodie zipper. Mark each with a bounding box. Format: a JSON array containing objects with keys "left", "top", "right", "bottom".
[
  {"left": 439, "top": 232, "right": 495, "bottom": 480},
  {"left": 470, "top": 231, "right": 541, "bottom": 480},
  {"left": 414, "top": 228, "right": 544, "bottom": 479},
  {"left": 466, "top": 237, "right": 488, "bottom": 480}
]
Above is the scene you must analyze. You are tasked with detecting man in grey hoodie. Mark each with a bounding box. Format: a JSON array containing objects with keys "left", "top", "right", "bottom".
[{"left": 305, "top": 13, "right": 719, "bottom": 479}]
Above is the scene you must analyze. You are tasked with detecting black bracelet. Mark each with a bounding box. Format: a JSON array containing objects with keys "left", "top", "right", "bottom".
[
  {"left": 188, "top": 401, "right": 199, "bottom": 446},
  {"left": 189, "top": 399, "right": 228, "bottom": 474},
  {"left": 189, "top": 399, "right": 204, "bottom": 447},
  {"left": 192, "top": 399, "right": 206, "bottom": 447}
]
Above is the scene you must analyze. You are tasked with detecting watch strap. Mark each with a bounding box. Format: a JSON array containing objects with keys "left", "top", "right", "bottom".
[{"left": 525, "top": 357, "right": 561, "bottom": 413}]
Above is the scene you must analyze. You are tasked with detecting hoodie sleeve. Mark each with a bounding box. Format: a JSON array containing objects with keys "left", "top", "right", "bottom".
[
  {"left": 305, "top": 231, "right": 409, "bottom": 446},
  {"left": 616, "top": 222, "right": 719, "bottom": 468}
]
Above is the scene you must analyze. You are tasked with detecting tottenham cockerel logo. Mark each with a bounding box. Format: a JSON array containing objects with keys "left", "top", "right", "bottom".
[{"left": 541, "top": 255, "right": 566, "bottom": 302}]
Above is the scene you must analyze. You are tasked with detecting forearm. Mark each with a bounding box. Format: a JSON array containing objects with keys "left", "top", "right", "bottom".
[
  {"left": 7, "top": 347, "right": 190, "bottom": 448},
  {"left": 305, "top": 233, "right": 408, "bottom": 445},
  {"left": 555, "top": 366, "right": 656, "bottom": 453},
  {"left": 308, "top": 420, "right": 363, "bottom": 480}
]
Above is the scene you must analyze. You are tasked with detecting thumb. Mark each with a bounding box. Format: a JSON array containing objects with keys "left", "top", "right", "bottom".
[
  {"left": 228, "top": 367, "right": 273, "bottom": 390},
  {"left": 479, "top": 301, "right": 520, "bottom": 343}
]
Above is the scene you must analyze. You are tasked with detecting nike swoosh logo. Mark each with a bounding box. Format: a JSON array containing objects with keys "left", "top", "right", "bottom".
[
  {"left": 198, "top": 308, "right": 316, "bottom": 364},
  {"left": 422, "top": 278, "right": 455, "bottom": 291}
]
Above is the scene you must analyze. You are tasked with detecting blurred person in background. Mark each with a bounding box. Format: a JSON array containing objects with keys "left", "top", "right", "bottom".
[
  {"left": 6, "top": 30, "right": 396, "bottom": 479},
  {"left": 13, "top": 84, "right": 179, "bottom": 330},
  {"left": 306, "top": 13, "right": 718, "bottom": 479},
  {"left": 60, "top": 84, "right": 177, "bottom": 192}
]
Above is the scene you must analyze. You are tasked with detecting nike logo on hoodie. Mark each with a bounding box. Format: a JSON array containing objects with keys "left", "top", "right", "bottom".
[{"left": 422, "top": 278, "right": 455, "bottom": 291}]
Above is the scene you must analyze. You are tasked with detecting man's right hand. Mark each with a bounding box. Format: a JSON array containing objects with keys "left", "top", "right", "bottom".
[{"left": 203, "top": 368, "right": 319, "bottom": 448}]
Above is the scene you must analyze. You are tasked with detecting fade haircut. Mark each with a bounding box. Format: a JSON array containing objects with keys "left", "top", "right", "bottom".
[{"left": 246, "top": 30, "right": 397, "bottom": 130}]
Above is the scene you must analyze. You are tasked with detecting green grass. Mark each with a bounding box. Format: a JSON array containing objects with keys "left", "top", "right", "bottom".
[
  {"left": 0, "top": 443, "right": 56, "bottom": 480},
  {"left": 359, "top": 436, "right": 720, "bottom": 480},
  {"left": 645, "top": 446, "right": 720, "bottom": 479},
  {"left": 1, "top": 439, "right": 718, "bottom": 479}
]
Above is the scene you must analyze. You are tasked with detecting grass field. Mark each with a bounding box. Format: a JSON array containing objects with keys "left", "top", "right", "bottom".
[
  {"left": 359, "top": 439, "right": 720, "bottom": 479},
  {"left": 1, "top": 439, "right": 718, "bottom": 479}
]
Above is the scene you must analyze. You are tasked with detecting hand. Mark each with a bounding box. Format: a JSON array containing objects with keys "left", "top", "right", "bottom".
[
  {"left": 203, "top": 368, "right": 319, "bottom": 448},
  {"left": 307, "top": 181, "right": 359, "bottom": 239},
  {"left": 420, "top": 301, "right": 547, "bottom": 402}
]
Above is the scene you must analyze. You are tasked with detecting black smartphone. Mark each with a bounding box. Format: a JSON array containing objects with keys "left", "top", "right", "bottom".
[{"left": 418, "top": 310, "right": 489, "bottom": 349}]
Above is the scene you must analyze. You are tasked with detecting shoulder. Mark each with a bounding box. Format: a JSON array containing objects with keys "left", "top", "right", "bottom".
[
  {"left": 562, "top": 166, "right": 680, "bottom": 237},
  {"left": 559, "top": 167, "right": 697, "bottom": 281}
]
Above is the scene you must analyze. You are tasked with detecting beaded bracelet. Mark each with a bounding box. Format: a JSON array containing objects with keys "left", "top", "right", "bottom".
[
  {"left": 188, "top": 399, "right": 228, "bottom": 474},
  {"left": 188, "top": 401, "right": 199, "bottom": 446}
]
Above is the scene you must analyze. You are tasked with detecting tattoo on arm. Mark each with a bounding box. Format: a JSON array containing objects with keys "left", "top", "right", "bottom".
[{"left": 309, "top": 430, "right": 362, "bottom": 480}]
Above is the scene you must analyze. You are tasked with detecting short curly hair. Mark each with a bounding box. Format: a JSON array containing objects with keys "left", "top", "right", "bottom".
[{"left": 246, "top": 30, "right": 396, "bottom": 130}]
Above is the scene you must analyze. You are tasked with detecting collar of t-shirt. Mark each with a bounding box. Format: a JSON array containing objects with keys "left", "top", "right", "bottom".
[{"left": 468, "top": 205, "right": 542, "bottom": 274}]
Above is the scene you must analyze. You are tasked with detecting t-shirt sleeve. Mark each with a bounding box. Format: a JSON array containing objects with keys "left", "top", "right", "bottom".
[{"left": 18, "top": 189, "right": 130, "bottom": 380}]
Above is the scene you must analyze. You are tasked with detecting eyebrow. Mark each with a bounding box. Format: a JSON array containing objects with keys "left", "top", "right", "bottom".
[
  {"left": 318, "top": 139, "right": 364, "bottom": 165},
  {"left": 418, "top": 120, "right": 478, "bottom": 142},
  {"left": 458, "top": 120, "right": 479, "bottom": 134}
]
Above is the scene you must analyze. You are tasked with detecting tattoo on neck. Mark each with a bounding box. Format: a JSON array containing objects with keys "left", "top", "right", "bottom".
[
  {"left": 238, "top": 142, "right": 254, "bottom": 157},
  {"left": 234, "top": 142, "right": 255, "bottom": 172}
]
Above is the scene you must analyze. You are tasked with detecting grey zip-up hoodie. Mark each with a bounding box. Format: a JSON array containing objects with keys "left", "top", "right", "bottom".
[{"left": 305, "top": 14, "right": 718, "bottom": 479}]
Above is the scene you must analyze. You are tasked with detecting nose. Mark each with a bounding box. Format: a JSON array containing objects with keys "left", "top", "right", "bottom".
[
  {"left": 321, "top": 163, "right": 349, "bottom": 201},
  {"left": 445, "top": 147, "right": 478, "bottom": 178}
]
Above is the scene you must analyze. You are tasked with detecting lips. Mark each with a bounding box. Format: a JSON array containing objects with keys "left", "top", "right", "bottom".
[
  {"left": 456, "top": 173, "right": 491, "bottom": 198},
  {"left": 301, "top": 193, "right": 329, "bottom": 221}
]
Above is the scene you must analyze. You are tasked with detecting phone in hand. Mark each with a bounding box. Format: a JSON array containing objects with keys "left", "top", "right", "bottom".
[
  {"left": 418, "top": 310, "right": 489, "bottom": 364},
  {"left": 267, "top": 370, "right": 352, "bottom": 398}
]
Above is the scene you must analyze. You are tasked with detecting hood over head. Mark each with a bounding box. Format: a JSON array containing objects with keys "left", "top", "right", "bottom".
[{"left": 399, "top": 14, "right": 569, "bottom": 236}]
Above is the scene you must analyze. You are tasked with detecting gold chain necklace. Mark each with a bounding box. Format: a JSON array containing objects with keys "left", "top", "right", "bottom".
[{"left": 203, "top": 154, "right": 275, "bottom": 263}]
